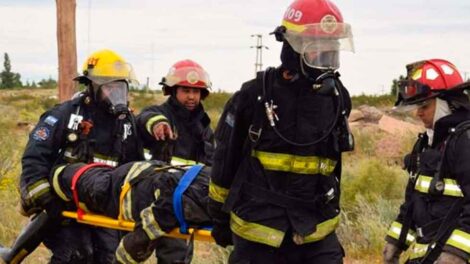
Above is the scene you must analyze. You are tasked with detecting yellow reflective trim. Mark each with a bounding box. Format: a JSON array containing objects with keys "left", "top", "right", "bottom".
[
  {"left": 252, "top": 150, "right": 336, "bottom": 176},
  {"left": 282, "top": 20, "right": 306, "bottom": 33},
  {"left": 51, "top": 165, "right": 70, "bottom": 201},
  {"left": 408, "top": 242, "right": 429, "bottom": 260},
  {"left": 140, "top": 206, "right": 164, "bottom": 240},
  {"left": 208, "top": 181, "right": 229, "bottom": 203},
  {"left": 27, "top": 179, "right": 51, "bottom": 200},
  {"left": 78, "top": 202, "right": 90, "bottom": 212},
  {"left": 303, "top": 215, "right": 340, "bottom": 243},
  {"left": 115, "top": 239, "right": 139, "bottom": 264},
  {"left": 414, "top": 175, "right": 432, "bottom": 193},
  {"left": 411, "top": 69, "right": 423, "bottom": 81},
  {"left": 143, "top": 148, "right": 152, "bottom": 161},
  {"left": 119, "top": 182, "right": 131, "bottom": 223},
  {"left": 146, "top": 115, "right": 168, "bottom": 134},
  {"left": 386, "top": 221, "right": 416, "bottom": 245},
  {"left": 171, "top": 156, "right": 198, "bottom": 166},
  {"left": 10, "top": 249, "right": 28, "bottom": 264},
  {"left": 122, "top": 162, "right": 152, "bottom": 221},
  {"left": 443, "top": 178, "right": 464, "bottom": 197},
  {"left": 446, "top": 229, "right": 470, "bottom": 254},
  {"left": 414, "top": 175, "right": 463, "bottom": 197},
  {"left": 93, "top": 153, "right": 118, "bottom": 162},
  {"left": 230, "top": 212, "right": 285, "bottom": 248}
]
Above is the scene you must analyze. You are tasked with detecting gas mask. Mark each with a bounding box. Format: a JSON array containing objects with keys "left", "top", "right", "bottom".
[{"left": 95, "top": 81, "right": 129, "bottom": 117}]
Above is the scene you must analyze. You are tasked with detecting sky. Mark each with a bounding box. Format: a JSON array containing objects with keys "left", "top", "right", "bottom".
[{"left": 0, "top": 0, "right": 469, "bottom": 95}]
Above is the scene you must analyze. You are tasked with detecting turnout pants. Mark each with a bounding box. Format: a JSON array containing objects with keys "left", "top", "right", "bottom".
[{"left": 229, "top": 232, "right": 344, "bottom": 264}]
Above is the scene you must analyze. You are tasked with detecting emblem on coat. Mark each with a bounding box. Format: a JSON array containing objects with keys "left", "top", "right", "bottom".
[{"left": 32, "top": 127, "right": 50, "bottom": 141}]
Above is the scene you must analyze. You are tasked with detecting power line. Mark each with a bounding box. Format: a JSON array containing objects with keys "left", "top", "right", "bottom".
[
  {"left": 250, "top": 34, "right": 269, "bottom": 76},
  {"left": 87, "top": 0, "right": 92, "bottom": 55}
]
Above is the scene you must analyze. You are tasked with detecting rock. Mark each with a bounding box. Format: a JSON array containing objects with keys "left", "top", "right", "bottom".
[
  {"left": 348, "top": 110, "right": 364, "bottom": 122},
  {"left": 378, "top": 115, "right": 422, "bottom": 135},
  {"left": 17, "top": 121, "right": 31, "bottom": 128},
  {"left": 358, "top": 105, "right": 383, "bottom": 123}
]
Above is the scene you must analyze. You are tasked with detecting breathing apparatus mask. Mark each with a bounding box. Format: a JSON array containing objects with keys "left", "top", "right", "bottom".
[{"left": 93, "top": 80, "right": 130, "bottom": 118}]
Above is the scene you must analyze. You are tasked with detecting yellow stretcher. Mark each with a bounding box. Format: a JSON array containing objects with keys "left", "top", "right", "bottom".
[
  {"left": 62, "top": 211, "right": 214, "bottom": 242},
  {"left": 63, "top": 164, "right": 214, "bottom": 243}
]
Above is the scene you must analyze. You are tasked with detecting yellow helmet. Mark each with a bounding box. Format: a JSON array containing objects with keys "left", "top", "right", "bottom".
[{"left": 76, "top": 49, "right": 138, "bottom": 86}]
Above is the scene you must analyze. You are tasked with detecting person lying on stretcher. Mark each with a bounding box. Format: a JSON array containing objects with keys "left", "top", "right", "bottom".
[{"left": 1, "top": 160, "right": 211, "bottom": 264}]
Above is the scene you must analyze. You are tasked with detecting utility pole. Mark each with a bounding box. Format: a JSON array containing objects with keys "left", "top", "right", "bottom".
[
  {"left": 250, "top": 34, "right": 269, "bottom": 76},
  {"left": 56, "top": 0, "right": 77, "bottom": 102}
]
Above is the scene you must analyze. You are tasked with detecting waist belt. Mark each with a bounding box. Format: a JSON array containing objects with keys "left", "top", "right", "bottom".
[{"left": 242, "top": 182, "right": 319, "bottom": 209}]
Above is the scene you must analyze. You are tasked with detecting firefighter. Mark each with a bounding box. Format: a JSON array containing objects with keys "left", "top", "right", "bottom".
[
  {"left": 383, "top": 59, "right": 470, "bottom": 264},
  {"left": 136, "top": 60, "right": 214, "bottom": 263},
  {"left": 16, "top": 49, "right": 143, "bottom": 263},
  {"left": 137, "top": 59, "right": 214, "bottom": 166},
  {"left": 207, "top": 0, "right": 355, "bottom": 263}
]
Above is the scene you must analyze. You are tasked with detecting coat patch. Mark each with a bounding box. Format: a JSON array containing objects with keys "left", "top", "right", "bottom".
[
  {"left": 44, "top": 115, "right": 58, "bottom": 126},
  {"left": 32, "top": 127, "right": 50, "bottom": 141}
]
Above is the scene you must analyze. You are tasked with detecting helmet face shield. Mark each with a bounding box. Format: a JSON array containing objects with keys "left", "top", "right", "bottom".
[
  {"left": 302, "top": 45, "right": 340, "bottom": 70},
  {"left": 164, "top": 65, "right": 211, "bottom": 89},
  {"left": 398, "top": 80, "right": 432, "bottom": 100},
  {"left": 283, "top": 23, "right": 354, "bottom": 70},
  {"left": 394, "top": 80, "right": 437, "bottom": 111},
  {"left": 98, "top": 81, "right": 129, "bottom": 114}
]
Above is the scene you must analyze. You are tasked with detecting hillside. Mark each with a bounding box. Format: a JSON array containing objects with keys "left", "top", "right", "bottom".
[{"left": 0, "top": 88, "right": 418, "bottom": 263}]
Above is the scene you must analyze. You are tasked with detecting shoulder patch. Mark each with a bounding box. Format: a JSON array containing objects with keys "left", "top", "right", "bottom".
[
  {"left": 32, "top": 127, "right": 50, "bottom": 141},
  {"left": 44, "top": 115, "right": 58, "bottom": 126},
  {"left": 225, "top": 112, "right": 235, "bottom": 127}
]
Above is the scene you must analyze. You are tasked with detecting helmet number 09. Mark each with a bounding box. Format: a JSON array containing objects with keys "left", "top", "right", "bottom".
[{"left": 284, "top": 7, "right": 303, "bottom": 22}]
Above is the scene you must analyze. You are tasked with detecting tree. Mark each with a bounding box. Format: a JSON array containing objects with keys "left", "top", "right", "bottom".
[
  {"left": 390, "top": 74, "right": 406, "bottom": 96},
  {"left": 38, "top": 77, "right": 58, "bottom": 89},
  {"left": 0, "top": 53, "right": 22, "bottom": 89}
]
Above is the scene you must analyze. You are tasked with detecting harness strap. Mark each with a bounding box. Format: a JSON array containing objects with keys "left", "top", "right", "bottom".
[
  {"left": 173, "top": 165, "right": 204, "bottom": 234},
  {"left": 71, "top": 163, "right": 111, "bottom": 220}
]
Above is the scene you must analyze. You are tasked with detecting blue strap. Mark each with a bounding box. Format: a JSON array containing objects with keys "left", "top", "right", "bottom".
[{"left": 173, "top": 164, "right": 204, "bottom": 234}]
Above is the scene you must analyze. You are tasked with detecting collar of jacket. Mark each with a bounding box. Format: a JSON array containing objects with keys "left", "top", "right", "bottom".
[
  {"left": 432, "top": 110, "right": 470, "bottom": 147},
  {"left": 167, "top": 96, "right": 205, "bottom": 121}
]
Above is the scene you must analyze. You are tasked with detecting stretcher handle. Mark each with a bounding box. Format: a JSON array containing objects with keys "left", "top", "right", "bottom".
[{"left": 62, "top": 211, "right": 214, "bottom": 242}]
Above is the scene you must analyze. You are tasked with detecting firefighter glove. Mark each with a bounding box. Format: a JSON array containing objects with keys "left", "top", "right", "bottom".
[
  {"left": 383, "top": 242, "right": 401, "bottom": 264},
  {"left": 42, "top": 195, "right": 66, "bottom": 220}
]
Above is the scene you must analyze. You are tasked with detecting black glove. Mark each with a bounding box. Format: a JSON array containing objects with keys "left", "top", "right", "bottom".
[
  {"left": 212, "top": 224, "right": 233, "bottom": 247},
  {"left": 41, "top": 195, "right": 66, "bottom": 220}
]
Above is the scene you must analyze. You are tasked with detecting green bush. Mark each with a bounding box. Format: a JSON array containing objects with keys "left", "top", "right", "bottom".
[{"left": 351, "top": 94, "right": 395, "bottom": 108}]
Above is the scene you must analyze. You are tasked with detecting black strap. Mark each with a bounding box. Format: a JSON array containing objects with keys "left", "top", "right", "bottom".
[
  {"left": 420, "top": 199, "right": 464, "bottom": 264},
  {"left": 397, "top": 133, "right": 429, "bottom": 247},
  {"left": 248, "top": 68, "right": 273, "bottom": 144}
]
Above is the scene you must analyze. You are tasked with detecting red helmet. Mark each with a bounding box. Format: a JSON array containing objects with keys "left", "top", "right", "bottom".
[
  {"left": 279, "top": 0, "right": 354, "bottom": 69},
  {"left": 161, "top": 60, "right": 211, "bottom": 98},
  {"left": 395, "top": 59, "right": 464, "bottom": 108}
]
